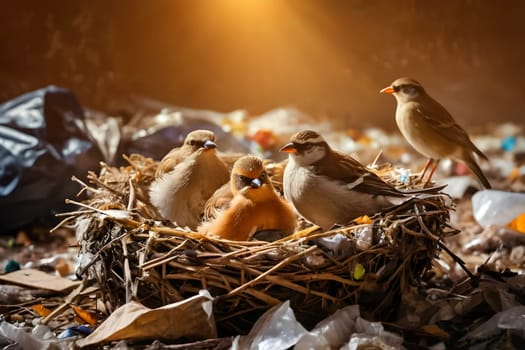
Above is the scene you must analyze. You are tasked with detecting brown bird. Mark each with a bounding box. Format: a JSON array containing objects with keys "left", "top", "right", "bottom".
[
  {"left": 202, "top": 181, "right": 233, "bottom": 221},
  {"left": 200, "top": 155, "right": 296, "bottom": 241},
  {"left": 203, "top": 158, "right": 287, "bottom": 221},
  {"left": 281, "top": 130, "right": 443, "bottom": 230},
  {"left": 380, "top": 77, "right": 490, "bottom": 189},
  {"left": 149, "top": 129, "right": 230, "bottom": 229}
]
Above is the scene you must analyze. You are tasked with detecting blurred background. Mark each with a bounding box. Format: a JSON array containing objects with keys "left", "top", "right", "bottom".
[{"left": 1, "top": 0, "right": 524, "bottom": 130}]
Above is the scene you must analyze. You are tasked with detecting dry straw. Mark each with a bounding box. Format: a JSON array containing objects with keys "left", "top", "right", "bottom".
[{"left": 59, "top": 154, "right": 456, "bottom": 334}]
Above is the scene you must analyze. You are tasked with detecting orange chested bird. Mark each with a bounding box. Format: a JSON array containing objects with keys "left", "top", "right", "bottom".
[{"left": 200, "top": 155, "right": 296, "bottom": 241}]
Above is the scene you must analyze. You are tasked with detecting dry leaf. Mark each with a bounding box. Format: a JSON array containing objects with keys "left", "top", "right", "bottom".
[
  {"left": 420, "top": 324, "right": 449, "bottom": 339},
  {"left": 353, "top": 215, "right": 373, "bottom": 225},
  {"left": 71, "top": 305, "right": 98, "bottom": 326},
  {"left": 32, "top": 304, "right": 52, "bottom": 318},
  {"left": 76, "top": 291, "right": 216, "bottom": 348}
]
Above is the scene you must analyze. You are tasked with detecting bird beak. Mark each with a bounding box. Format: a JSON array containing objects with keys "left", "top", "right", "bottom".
[
  {"left": 250, "top": 178, "right": 262, "bottom": 188},
  {"left": 380, "top": 86, "right": 395, "bottom": 94},
  {"left": 203, "top": 140, "right": 217, "bottom": 149},
  {"left": 280, "top": 143, "right": 297, "bottom": 154}
]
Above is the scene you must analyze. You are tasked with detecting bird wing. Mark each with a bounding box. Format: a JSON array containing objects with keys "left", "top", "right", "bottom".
[
  {"left": 313, "top": 151, "right": 403, "bottom": 197},
  {"left": 415, "top": 102, "right": 487, "bottom": 160},
  {"left": 203, "top": 182, "right": 233, "bottom": 220},
  {"left": 155, "top": 147, "right": 188, "bottom": 177}
]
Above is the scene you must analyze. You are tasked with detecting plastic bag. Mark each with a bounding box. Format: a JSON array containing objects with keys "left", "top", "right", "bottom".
[{"left": 0, "top": 86, "right": 102, "bottom": 231}]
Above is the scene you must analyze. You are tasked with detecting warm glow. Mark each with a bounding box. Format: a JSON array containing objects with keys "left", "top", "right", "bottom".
[
  {"left": 3, "top": 2, "right": 523, "bottom": 128},
  {"left": 180, "top": 1, "right": 352, "bottom": 118}
]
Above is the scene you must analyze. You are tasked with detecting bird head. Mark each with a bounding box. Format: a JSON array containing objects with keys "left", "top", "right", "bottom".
[
  {"left": 280, "top": 130, "right": 329, "bottom": 166},
  {"left": 380, "top": 77, "right": 426, "bottom": 103},
  {"left": 231, "top": 155, "right": 274, "bottom": 200},
  {"left": 183, "top": 129, "right": 218, "bottom": 153}
]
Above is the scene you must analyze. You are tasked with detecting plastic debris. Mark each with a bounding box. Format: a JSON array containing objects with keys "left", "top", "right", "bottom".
[
  {"left": 57, "top": 325, "right": 92, "bottom": 339},
  {"left": 354, "top": 225, "right": 374, "bottom": 251},
  {"left": 398, "top": 168, "right": 410, "bottom": 185},
  {"left": 4, "top": 260, "right": 20, "bottom": 273},
  {"left": 461, "top": 305, "right": 525, "bottom": 341},
  {"left": 438, "top": 176, "right": 473, "bottom": 198},
  {"left": 123, "top": 106, "right": 250, "bottom": 161},
  {"left": 232, "top": 301, "right": 307, "bottom": 350},
  {"left": 295, "top": 305, "right": 360, "bottom": 350},
  {"left": 472, "top": 190, "right": 525, "bottom": 228},
  {"left": 233, "top": 302, "right": 403, "bottom": 350},
  {"left": 316, "top": 233, "right": 354, "bottom": 259},
  {"left": 501, "top": 135, "right": 517, "bottom": 152},
  {"left": 0, "top": 321, "right": 70, "bottom": 350},
  {"left": 463, "top": 225, "right": 525, "bottom": 252},
  {"left": 508, "top": 212, "right": 525, "bottom": 233},
  {"left": 0, "top": 86, "right": 103, "bottom": 230},
  {"left": 296, "top": 304, "right": 403, "bottom": 350},
  {"left": 353, "top": 263, "right": 366, "bottom": 280}
]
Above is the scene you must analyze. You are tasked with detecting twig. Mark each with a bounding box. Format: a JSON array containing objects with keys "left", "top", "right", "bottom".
[
  {"left": 122, "top": 236, "right": 133, "bottom": 303},
  {"left": 413, "top": 204, "right": 475, "bottom": 279},
  {"left": 226, "top": 245, "right": 317, "bottom": 297},
  {"left": 41, "top": 282, "right": 85, "bottom": 325}
]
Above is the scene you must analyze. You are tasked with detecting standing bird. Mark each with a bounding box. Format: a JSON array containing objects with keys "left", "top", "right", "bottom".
[
  {"left": 280, "top": 130, "right": 442, "bottom": 230},
  {"left": 200, "top": 155, "right": 296, "bottom": 241},
  {"left": 380, "top": 77, "right": 490, "bottom": 189},
  {"left": 149, "top": 129, "right": 229, "bottom": 229}
]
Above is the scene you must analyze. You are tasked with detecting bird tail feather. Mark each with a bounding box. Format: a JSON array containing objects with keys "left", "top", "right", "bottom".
[{"left": 464, "top": 154, "right": 491, "bottom": 189}]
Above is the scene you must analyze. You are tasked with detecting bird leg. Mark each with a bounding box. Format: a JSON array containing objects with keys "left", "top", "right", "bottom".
[
  {"left": 418, "top": 159, "right": 434, "bottom": 181},
  {"left": 424, "top": 159, "right": 440, "bottom": 187}
]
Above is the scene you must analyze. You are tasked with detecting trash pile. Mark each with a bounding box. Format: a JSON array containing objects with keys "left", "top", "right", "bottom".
[{"left": 1, "top": 87, "right": 525, "bottom": 349}]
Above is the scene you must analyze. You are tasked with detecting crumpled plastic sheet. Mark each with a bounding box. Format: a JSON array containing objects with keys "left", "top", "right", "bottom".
[
  {"left": 231, "top": 301, "right": 307, "bottom": 350},
  {"left": 315, "top": 233, "right": 356, "bottom": 259},
  {"left": 232, "top": 302, "right": 403, "bottom": 350},
  {"left": 296, "top": 305, "right": 403, "bottom": 350},
  {"left": 120, "top": 105, "right": 251, "bottom": 161},
  {"left": 83, "top": 108, "right": 122, "bottom": 165},
  {"left": 0, "top": 322, "right": 71, "bottom": 350}
]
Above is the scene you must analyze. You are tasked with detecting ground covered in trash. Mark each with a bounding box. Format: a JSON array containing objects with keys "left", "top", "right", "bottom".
[{"left": 1, "top": 103, "right": 524, "bottom": 349}]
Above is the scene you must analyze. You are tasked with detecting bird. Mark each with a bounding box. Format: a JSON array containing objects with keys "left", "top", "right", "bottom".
[
  {"left": 200, "top": 155, "right": 296, "bottom": 241},
  {"left": 202, "top": 181, "right": 233, "bottom": 221},
  {"left": 380, "top": 77, "right": 491, "bottom": 189},
  {"left": 149, "top": 129, "right": 230, "bottom": 229},
  {"left": 203, "top": 158, "right": 287, "bottom": 221},
  {"left": 280, "top": 130, "right": 443, "bottom": 230}
]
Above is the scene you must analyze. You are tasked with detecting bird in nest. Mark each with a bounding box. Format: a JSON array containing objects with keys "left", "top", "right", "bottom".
[
  {"left": 200, "top": 155, "right": 296, "bottom": 241},
  {"left": 149, "top": 129, "right": 230, "bottom": 229},
  {"left": 281, "top": 129, "right": 445, "bottom": 230}
]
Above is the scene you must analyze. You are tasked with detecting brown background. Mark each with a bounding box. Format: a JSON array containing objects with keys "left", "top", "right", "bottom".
[{"left": 1, "top": 0, "right": 524, "bottom": 130}]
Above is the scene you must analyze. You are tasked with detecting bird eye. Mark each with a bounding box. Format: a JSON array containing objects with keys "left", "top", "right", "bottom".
[
  {"left": 260, "top": 172, "right": 267, "bottom": 180},
  {"left": 402, "top": 85, "right": 418, "bottom": 96},
  {"left": 297, "top": 143, "right": 312, "bottom": 151},
  {"left": 236, "top": 175, "right": 252, "bottom": 186},
  {"left": 187, "top": 140, "right": 196, "bottom": 146}
]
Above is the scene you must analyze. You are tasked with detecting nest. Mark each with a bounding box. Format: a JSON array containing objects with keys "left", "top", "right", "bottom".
[{"left": 63, "top": 154, "right": 456, "bottom": 335}]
